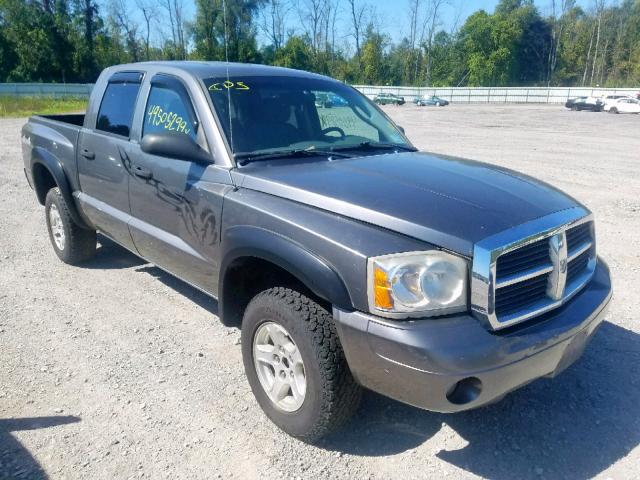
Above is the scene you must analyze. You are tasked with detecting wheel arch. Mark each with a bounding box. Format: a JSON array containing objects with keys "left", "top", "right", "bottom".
[
  {"left": 30, "top": 148, "right": 90, "bottom": 229},
  {"left": 218, "top": 226, "right": 353, "bottom": 327}
]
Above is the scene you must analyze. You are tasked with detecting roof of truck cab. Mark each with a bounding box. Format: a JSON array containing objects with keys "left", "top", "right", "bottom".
[{"left": 110, "top": 61, "right": 332, "bottom": 81}]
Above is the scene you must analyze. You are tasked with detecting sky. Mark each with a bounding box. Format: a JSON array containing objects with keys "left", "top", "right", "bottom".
[
  {"left": 122, "top": 0, "right": 592, "bottom": 51},
  {"left": 356, "top": 0, "right": 590, "bottom": 43}
]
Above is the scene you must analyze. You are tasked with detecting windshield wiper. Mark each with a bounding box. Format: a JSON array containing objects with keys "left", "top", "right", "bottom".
[
  {"left": 332, "top": 141, "right": 417, "bottom": 153},
  {"left": 234, "top": 146, "right": 353, "bottom": 165}
]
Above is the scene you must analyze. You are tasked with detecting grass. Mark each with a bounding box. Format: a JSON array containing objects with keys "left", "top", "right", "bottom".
[{"left": 0, "top": 96, "right": 88, "bottom": 118}]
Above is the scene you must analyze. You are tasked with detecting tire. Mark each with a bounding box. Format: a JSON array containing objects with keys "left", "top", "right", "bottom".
[
  {"left": 241, "top": 287, "right": 362, "bottom": 442},
  {"left": 572, "top": 104, "right": 579, "bottom": 111},
  {"left": 610, "top": 107, "right": 618, "bottom": 114},
  {"left": 45, "top": 187, "right": 96, "bottom": 265},
  {"left": 436, "top": 102, "right": 441, "bottom": 107}
]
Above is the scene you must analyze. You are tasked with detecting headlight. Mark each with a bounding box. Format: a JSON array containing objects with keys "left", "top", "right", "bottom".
[{"left": 367, "top": 251, "right": 469, "bottom": 318}]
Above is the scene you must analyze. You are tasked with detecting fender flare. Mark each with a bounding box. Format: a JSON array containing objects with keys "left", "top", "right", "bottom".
[
  {"left": 31, "top": 147, "right": 91, "bottom": 229},
  {"left": 219, "top": 225, "right": 353, "bottom": 320}
]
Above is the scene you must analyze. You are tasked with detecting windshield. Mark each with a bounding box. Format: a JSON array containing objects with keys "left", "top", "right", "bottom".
[{"left": 203, "top": 76, "right": 411, "bottom": 161}]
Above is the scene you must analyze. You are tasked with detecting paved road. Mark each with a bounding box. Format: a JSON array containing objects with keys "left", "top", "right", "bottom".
[{"left": 1, "top": 105, "right": 639, "bottom": 479}]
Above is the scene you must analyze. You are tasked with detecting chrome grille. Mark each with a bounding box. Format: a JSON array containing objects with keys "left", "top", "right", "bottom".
[
  {"left": 495, "top": 273, "right": 550, "bottom": 317},
  {"left": 495, "top": 237, "right": 551, "bottom": 279},
  {"left": 471, "top": 208, "right": 596, "bottom": 330},
  {"left": 567, "top": 249, "right": 591, "bottom": 284}
]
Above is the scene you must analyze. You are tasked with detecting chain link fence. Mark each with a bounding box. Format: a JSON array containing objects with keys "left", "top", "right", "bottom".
[
  {"left": 353, "top": 85, "right": 639, "bottom": 104},
  {"left": 0, "top": 83, "right": 94, "bottom": 97},
  {"left": 1, "top": 82, "right": 638, "bottom": 104}
]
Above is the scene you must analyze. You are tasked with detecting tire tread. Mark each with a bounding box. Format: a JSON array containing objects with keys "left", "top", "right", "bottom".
[
  {"left": 45, "top": 187, "right": 96, "bottom": 265},
  {"left": 247, "top": 287, "right": 361, "bottom": 441}
]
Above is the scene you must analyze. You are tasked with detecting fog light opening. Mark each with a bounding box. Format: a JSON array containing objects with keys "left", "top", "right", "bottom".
[{"left": 446, "top": 377, "right": 482, "bottom": 405}]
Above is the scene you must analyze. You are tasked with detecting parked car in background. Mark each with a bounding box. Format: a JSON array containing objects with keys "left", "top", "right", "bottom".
[
  {"left": 417, "top": 95, "right": 449, "bottom": 107},
  {"left": 373, "top": 92, "right": 405, "bottom": 105},
  {"left": 314, "top": 92, "right": 349, "bottom": 108},
  {"left": 565, "top": 96, "right": 603, "bottom": 111},
  {"left": 600, "top": 94, "right": 629, "bottom": 109},
  {"left": 605, "top": 97, "right": 640, "bottom": 114}
]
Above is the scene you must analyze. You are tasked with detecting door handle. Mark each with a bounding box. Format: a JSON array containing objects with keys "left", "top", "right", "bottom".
[
  {"left": 132, "top": 165, "right": 153, "bottom": 179},
  {"left": 80, "top": 148, "right": 95, "bottom": 159}
]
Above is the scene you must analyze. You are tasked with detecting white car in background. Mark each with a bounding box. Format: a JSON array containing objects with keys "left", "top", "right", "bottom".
[
  {"left": 601, "top": 94, "right": 630, "bottom": 110},
  {"left": 604, "top": 97, "right": 640, "bottom": 114}
]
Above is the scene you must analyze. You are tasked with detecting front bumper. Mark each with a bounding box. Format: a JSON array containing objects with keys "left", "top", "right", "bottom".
[{"left": 334, "top": 259, "right": 612, "bottom": 412}]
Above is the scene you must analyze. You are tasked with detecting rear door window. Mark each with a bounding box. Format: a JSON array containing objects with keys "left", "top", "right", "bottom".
[{"left": 96, "top": 73, "right": 143, "bottom": 137}]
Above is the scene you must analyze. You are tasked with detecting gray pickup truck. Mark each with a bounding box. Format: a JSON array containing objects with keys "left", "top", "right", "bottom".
[{"left": 22, "top": 62, "right": 612, "bottom": 441}]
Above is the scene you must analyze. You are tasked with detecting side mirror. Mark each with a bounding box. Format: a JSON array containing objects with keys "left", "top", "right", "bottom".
[
  {"left": 397, "top": 125, "right": 405, "bottom": 134},
  {"left": 140, "top": 132, "right": 211, "bottom": 163}
]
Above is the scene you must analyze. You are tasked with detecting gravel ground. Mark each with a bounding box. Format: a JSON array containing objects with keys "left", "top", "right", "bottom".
[{"left": 1, "top": 104, "right": 639, "bottom": 480}]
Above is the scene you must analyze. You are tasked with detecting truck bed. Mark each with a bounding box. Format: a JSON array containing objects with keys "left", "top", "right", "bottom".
[
  {"left": 23, "top": 114, "right": 85, "bottom": 192},
  {"left": 36, "top": 113, "right": 85, "bottom": 127}
]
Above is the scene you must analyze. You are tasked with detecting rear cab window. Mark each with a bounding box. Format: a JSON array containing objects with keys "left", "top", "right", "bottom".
[{"left": 95, "top": 72, "right": 143, "bottom": 137}]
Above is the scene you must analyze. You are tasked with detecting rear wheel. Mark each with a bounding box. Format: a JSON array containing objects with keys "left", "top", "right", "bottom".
[
  {"left": 241, "top": 287, "right": 361, "bottom": 442},
  {"left": 45, "top": 187, "right": 96, "bottom": 265}
]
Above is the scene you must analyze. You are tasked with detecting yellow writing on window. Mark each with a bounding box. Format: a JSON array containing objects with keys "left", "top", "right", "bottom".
[
  {"left": 146, "top": 104, "right": 191, "bottom": 134},
  {"left": 208, "top": 80, "right": 250, "bottom": 92}
]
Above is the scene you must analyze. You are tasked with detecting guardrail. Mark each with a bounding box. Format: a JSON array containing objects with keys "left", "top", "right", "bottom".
[
  {"left": 1, "top": 82, "right": 638, "bottom": 104},
  {"left": 0, "top": 83, "right": 94, "bottom": 97},
  {"left": 353, "top": 85, "right": 640, "bottom": 104}
]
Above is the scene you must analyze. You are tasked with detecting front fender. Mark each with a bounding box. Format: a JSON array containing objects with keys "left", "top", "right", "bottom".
[{"left": 219, "top": 225, "right": 354, "bottom": 313}]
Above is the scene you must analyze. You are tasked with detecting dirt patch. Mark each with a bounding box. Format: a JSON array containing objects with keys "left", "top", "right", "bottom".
[{"left": 1, "top": 105, "right": 639, "bottom": 479}]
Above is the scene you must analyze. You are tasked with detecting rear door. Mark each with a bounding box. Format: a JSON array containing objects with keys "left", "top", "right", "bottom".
[
  {"left": 77, "top": 72, "right": 143, "bottom": 250},
  {"left": 126, "top": 74, "right": 233, "bottom": 294}
]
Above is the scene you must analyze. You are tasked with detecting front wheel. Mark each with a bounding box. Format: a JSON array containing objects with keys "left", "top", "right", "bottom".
[
  {"left": 610, "top": 107, "right": 618, "bottom": 114},
  {"left": 241, "top": 287, "right": 362, "bottom": 442},
  {"left": 45, "top": 187, "right": 96, "bottom": 265}
]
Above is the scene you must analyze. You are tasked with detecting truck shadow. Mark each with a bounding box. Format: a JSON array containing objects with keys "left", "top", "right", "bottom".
[
  {"left": 134, "top": 265, "right": 219, "bottom": 316},
  {"left": 82, "top": 235, "right": 219, "bottom": 315},
  {"left": 321, "top": 321, "right": 640, "bottom": 480},
  {"left": 82, "top": 235, "right": 145, "bottom": 270},
  {"left": 0, "top": 416, "right": 80, "bottom": 479}
]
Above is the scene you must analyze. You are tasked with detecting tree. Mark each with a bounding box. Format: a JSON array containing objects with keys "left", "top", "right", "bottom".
[
  {"left": 547, "top": 0, "right": 575, "bottom": 84},
  {"left": 161, "top": 0, "right": 187, "bottom": 59},
  {"left": 361, "top": 24, "right": 387, "bottom": 84},
  {"left": 458, "top": 9, "right": 522, "bottom": 86},
  {"left": 510, "top": 1, "right": 550, "bottom": 84},
  {"left": 70, "top": 0, "right": 102, "bottom": 81},
  {"left": 109, "top": 0, "right": 141, "bottom": 62},
  {"left": 423, "top": 0, "right": 447, "bottom": 86},
  {"left": 191, "top": 0, "right": 263, "bottom": 62},
  {"left": 274, "top": 35, "right": 313, "bottom": 70},
  {"left": 1, "top": 0, "right": 639, "bottom": 87},
  {"left": 136, "top": 0, "right": 157, "bottom": 61},
  {"left": 346, "top": 0, "right": 367, "bottom": 68},
  {"left": 191, "top": 0, "right": 223, "bottom": 60},
  {"left": 260, "top": 0, "right": 291, "bottom": 51}
]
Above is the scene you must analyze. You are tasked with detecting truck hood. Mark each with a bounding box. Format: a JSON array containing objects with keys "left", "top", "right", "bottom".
[{"left": 232, "top": 152, "right": 581, "bottom": 257}]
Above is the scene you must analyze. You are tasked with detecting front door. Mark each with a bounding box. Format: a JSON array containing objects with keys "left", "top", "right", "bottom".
[{"left": 127, "top": 74, "right": 233, "bottom": 294}]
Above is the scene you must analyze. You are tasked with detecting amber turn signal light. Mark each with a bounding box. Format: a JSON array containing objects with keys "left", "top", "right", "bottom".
[{"left": 373, "top": 266, "right": 394, "bottom": 310}]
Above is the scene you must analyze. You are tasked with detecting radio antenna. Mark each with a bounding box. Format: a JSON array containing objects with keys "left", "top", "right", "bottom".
[{"left": 222, "top": 0, "right": 233, "bottom": 151}]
